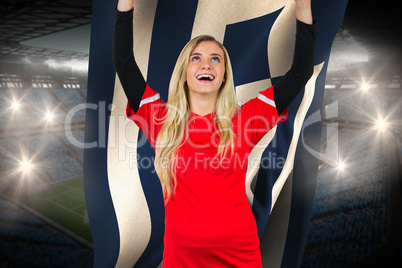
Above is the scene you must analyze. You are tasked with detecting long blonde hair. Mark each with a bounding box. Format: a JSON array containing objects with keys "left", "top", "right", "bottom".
[{"left": 154, "top": 35, "right": 238, "bottom": 202}]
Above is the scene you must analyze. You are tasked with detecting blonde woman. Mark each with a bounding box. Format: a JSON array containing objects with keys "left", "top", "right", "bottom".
[{"left": 113, "top": 0, "right": 315, "bottom": 266}]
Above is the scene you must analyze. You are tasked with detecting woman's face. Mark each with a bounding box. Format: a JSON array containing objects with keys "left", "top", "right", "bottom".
[{"left": 185, "top": 41, "right": 226, "bottom": 99}]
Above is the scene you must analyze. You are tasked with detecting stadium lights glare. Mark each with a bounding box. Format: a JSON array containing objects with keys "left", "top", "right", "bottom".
[
  {"left": 69, "top": 59, "right": 88, "bottom": 72},
  {"left": 45, "top": 111, "right": 55, "bottom": 122},
  {"left": 44, "top": 59, "right": 58, "bottom": 68},
  {"left": 337, "top": 160, "right": 346, "bottom": 172},
  {"left": 43, "top": 58, "right": 88, "bottom": 72},
  {"left": 360, "top": 83, "right": 370, "bottom": 93},
  {"left": 359, "top": 80, "right": 378, "bottom": 93},
  {"left": 11, "top": 100, "right": 21, "bottom": 111},
  {"left": 19, "top": 159, "right": 33, "bottom": 175},
  {"left": 327, "top": 35, "right": 369, "bottom": 71},
  {"left": 375, "top": 118, "right": 388, "bottom": 133}
]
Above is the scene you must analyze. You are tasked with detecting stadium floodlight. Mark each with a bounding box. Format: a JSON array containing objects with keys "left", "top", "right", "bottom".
[
  {"left": 337, "top": 160, "right": 346, "bottom": 172},
  {"left": 19, "top": 159, "right": 33, "bottom": 175},
  {"left": 360, "top": 83, "right": 370, "bottom": 93},
  {"left": 359, "top": 80, "right": 378, "bottom": 93},
  {"left": 375, "top": 117, "right": 388, "bottom": 133},
  {"left": 45, "top": 111, "right": 55, "bottom": 123},
  {"left": 21, "top": 160, "right": 32, "bottom": 171},
  {"left": 11, "top": 100, "right": 21, "bottom": 111}
]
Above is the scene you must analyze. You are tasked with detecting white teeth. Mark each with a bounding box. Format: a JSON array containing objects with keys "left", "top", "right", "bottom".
[{"left": 196, "top": 74, "right": 215, "bottom": 80}]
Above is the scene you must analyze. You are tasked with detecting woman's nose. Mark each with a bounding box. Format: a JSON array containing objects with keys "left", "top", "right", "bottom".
[{"left": 201, "top": 62, "right": 211, "bottom": 69}]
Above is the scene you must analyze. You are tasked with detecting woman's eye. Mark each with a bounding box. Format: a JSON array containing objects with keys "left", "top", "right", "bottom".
[
  {"left": 211, "top": 57, "right": 220, "bottom": 62},
  {"left": 191, "top": 56, "right": 200, "bottom": 61}
]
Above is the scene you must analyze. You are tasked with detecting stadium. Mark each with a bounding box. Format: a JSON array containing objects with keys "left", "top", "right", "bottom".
[{"left": 0, "top": 0, "right": 401, "bottom": 267}]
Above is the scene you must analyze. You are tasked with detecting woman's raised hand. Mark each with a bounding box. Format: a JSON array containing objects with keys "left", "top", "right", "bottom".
[
  {"left": 294, "top": 0, "right": 313, "bottom": 24},
  {"left": 117, "top": 0, "right": 134, "bottom": 11}
]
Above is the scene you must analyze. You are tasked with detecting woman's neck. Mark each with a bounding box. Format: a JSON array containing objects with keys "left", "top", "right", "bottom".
[{"left": 189, "top": 92, "right": 217, "bottom": 116}]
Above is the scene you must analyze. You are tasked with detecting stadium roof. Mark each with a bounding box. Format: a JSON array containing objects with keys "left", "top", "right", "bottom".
[
  {"left": 0, "top": 1, "right": 400, "bottom": 72},
  {"left": 0, "top": 0, "right": 92, "bottom": 60},
  {"left": 0, "top": 0, "right": 91, "bottom": 43}
]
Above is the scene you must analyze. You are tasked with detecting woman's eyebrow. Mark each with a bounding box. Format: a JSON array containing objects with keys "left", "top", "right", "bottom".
[
  {"left": 191, "top": 52, "right": 223, "bottom": 58},
  {"left": 210, "top": 53, "right": 223, "bottom": 58}
]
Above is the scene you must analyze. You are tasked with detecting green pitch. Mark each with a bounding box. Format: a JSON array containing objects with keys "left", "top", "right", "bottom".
[{"left": 21, "top": 179, "right": 93, "bottom": 243}]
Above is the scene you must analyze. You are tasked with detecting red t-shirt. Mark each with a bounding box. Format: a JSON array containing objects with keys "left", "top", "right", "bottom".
[{"left": 127, "top": 84, "right": 287, "bottom": 267}]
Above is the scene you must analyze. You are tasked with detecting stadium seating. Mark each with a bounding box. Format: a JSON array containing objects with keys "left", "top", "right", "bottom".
[
  {"left": 53, "top": 89, "right": 86, "bottom": 117},
  {"left": 58, "top": 130, "right": 85, "bottom": 164},
  {"left": 24, "top": 134, "right": 83, "bottom": 182},
  {"left": 18, "top": 88, "right": 65, "bottom": 120},
  {"left": 0, "top": 198, "right": 93, "bottom": 267},
  {"left": 301, "top": 128, "right": 389, "bottom": 267}
]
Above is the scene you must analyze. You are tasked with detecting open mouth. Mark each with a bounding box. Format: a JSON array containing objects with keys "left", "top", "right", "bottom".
[{"left": 196, "top": 73, "right": 215, "bottom": 82}]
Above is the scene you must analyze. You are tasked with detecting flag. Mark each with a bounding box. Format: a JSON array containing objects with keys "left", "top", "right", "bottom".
[{"left": 84, "top": 0, "right": 348, "bottom": 267}]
